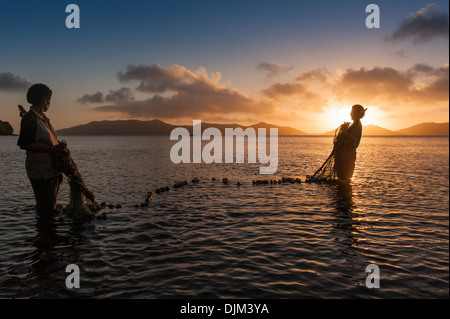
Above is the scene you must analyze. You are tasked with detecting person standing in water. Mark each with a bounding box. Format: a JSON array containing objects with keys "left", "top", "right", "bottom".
[
  {"left": 17, "top": 83, "right": 63, "bottom": 218},
  {"left": 334, "top": 104, "right": 367, "bottom": 183}
]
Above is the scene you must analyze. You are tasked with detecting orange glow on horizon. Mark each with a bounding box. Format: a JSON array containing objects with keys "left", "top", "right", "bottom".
[{"left": 323, "top": 104, "right": 386, "bottom": 131}]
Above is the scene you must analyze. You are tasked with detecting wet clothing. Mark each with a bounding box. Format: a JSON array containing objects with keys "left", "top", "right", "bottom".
[
  {"left": 17, "top": 108, "right": 61, "bottom": 215},
  {"left": 335, "top": 120, "right": 362, "bottom": 182},
  {"left": 30, "top": 175, "right": 62, "bottom": 217},
  {"left": 17, "top": 108, "right": 60, "bottom": 179}
]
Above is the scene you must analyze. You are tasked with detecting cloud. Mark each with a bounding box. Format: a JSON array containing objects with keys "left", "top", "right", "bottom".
[
  {"left": 337, "top": 64, "right": 449, "bottom": 107},
  {"left": 260, "top": 67, "right": 333, "bottom": 111},
  {"left": 76, "top": 91, "right": 104, "bottom": 104},
  {"left": 337, "top": 66, "right": 413, "bottom": 103},
  {"left": 416, "top": 64, "right": 449, "bottom": 101},
  {"left": 105, "top": 87, "right": 135, "bottom": 103},
  {"left": 261, "top": 82, "right": 328, "bottom": 111},
  {"left": 95, "top": 92, "right": 273, "bottom": 119},
  {"left": 95, "top": 64, "right": 274, "bottom": 119},
  {"left": 0, "top": 72, "right": 31, "bottom": 92},
  {"left": 76, "top": 87, "right": 134, "bottom": 104},
  {"left": 256, "top": 62, "right": 293, "bottom": 79},
  {"left": 117, "top": 63, "right": 197, "bottom": 93},
  {"left": 385, "top": 3, "right": 449, "bottom": 44},
  {"left": 260, "top": 64, "right": 449, "bottom": 112},
  {"left": 406, "top": 63, "right": 449, "bottom": 77},
  {"left": 84, "top": 62, "right": 448, "bottom": 127},
  {"left": 262, "top": 82, "right": 305, "bottom": 99}
]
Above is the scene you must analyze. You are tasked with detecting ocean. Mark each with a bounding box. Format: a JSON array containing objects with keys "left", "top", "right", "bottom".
[{"left": 0, "top": 135, "right": 448, "bottom": 298}]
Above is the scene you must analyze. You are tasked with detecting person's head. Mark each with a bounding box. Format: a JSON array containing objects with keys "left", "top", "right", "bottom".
[
  {"left": 27, "top": 83, "right": 52, "bottom": 111},
  {"left": 351, "top": 104, "right": 367, "bottom": 121}
]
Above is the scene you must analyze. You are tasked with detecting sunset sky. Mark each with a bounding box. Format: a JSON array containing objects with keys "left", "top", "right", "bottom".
[{"left": 0, "top": 0, "right": 448, "bottom": 134}]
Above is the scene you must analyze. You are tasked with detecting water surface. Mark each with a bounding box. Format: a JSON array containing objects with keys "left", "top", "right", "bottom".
[{"left": 0, "top": 135, "right": 448, "bottom": 298}]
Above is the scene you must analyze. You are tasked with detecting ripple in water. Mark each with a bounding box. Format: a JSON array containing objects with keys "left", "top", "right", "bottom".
[{"left": 0, "top": 135, "right": 448, "bottom": 298}]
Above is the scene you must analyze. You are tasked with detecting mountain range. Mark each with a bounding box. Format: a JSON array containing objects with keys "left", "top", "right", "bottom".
[
  {"left": 56, "top": 120, "right": 449, "bottom": 136},
  {"left": 57, "top": 120, "right": 307, "bottom": 136}
]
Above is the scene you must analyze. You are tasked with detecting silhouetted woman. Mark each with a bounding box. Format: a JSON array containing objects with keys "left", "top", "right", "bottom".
[
  {"left": 334, "top": 104, "right": 367, "bottom": 183},
  {"left": 307, "top": 104, "right": 367, "bottom": 184},
  {"left": 17, "top": 84, "right": 62, "bottom": 218}
]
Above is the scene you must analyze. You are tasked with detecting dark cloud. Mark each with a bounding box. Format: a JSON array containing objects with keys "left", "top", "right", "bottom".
[
  {"left": 407, "top": 63, "right": 449, "bottom": 77},
  {"left": 0, "top": 72, "right": 31, "bottom": 92},
  {"left": 256, "top": 62, "right": 293, "bottom": 79},
  {"left": 76, "top": 91, "right": 104, "bottom": 104},
  {"left": 385, "top": 3, "right": 449, "bottom": 44},
  {"left": 105, "top": 87, "right": 135, "bottom": 103},
  {"left": 76, "top": 87, "right": 135, "bottom": 104},
  {"left": 117, "top": 63, "right": 195, "bottom": 93},
  {"left": 95, "top": 92, "right": 273, "bottom": 119},
  {"left": 95, "top": 64, "right": 275, "bottom": 118}
]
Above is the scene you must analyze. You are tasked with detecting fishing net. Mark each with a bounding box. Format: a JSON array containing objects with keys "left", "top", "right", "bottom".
[
  {"left": 53, "top": 141, "right": 99, "bottom": 221},
  {"left": 306, "top": 122, "right": 350, "bottom": 183}
]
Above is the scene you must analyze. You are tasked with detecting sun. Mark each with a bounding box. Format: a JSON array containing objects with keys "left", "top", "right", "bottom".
[
  {"left": 325, "top": 104, "right": 353, "bottom": 130},
  {"left": 324, "top": 104, "right": 384, "bottom": 130}
]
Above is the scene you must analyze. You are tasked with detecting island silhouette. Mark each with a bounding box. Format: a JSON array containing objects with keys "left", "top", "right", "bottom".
[{"left": 54, "top": 120, "right": 449, "bottom": 136}]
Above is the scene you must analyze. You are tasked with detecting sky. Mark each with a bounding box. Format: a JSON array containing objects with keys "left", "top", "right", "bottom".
[{"left": 0, "top": 0, "right": 448, "bottom": 134}]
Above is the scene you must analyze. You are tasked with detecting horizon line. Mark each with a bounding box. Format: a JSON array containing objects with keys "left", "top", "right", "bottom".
[{"left": 55, "top": 119, "right": 449, "bottom": 136}]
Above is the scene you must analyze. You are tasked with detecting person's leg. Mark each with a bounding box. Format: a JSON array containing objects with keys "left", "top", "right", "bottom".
[
  {"left": 335, "top": 145, "right": 356, "bottom": 183},
  {"left": 344, "top": 161, "right": 355, "bottom": 183},
  {"left": 30, "top": 175, "right": 61, "bottom": 217},
  {"left": 335, "top": 152, "right": 345, "bottom": 181},
  {"left": 342, "top": 149, "right": 356, "bottom": 183}
]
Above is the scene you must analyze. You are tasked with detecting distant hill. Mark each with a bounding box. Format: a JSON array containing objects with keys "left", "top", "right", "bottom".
[
  {"left": 0, "top": 121, "right": 14, "bottom": 135},
  {"left": 207, "top": 121, "right": 307, "bottom": 136},
  {"left": 394, "top": 122, "right": 449, "bottom": 136},
  {"left": 57, "top": 119, "right": 175, "bottom": 135},
  {"left": 57, "top": 119, "right": 307, "bottom": 136},
  {"left": 322, "top": 124, "right": 399, "bottom": 136},
  {"left": 0, "top": 120, "right": 14, "bottom": 135},
  {"left": 322, "top": 122, "right": 448, "bottom": 136},
  {"left": 57, "top": 120, "right": 448, "bottom": 136}
]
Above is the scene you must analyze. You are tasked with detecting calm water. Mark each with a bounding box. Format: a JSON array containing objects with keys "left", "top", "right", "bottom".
[{"left": 0, "top": 135, "right": 448, "bottom": 298}]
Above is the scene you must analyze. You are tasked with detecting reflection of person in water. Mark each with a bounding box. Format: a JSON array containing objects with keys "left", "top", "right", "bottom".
[
  {"left": 334, "top": 104, "right": 367, "bottom": 183},
  {"left": 17, "top": 84, "right": 63, "bottom": 218}
]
